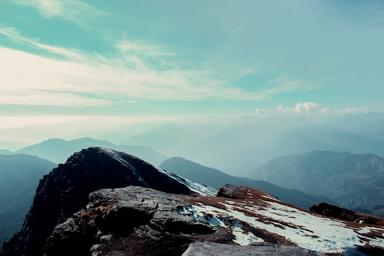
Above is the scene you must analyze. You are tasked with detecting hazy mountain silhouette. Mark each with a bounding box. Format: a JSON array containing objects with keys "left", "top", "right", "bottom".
[
  {"left": 0, "top": 154, "right": 56, "bottom": 245},
  {"left": 181, "top": 122, "right": 384, "bottom": 176},
  {"left": 254, "top": 151, "right": 384, "bottom": 216},
  {"left": 121, "top": 122, "right": 202, "bottom": 155},
  {"left": 16, "top": 137, "right": 166, "bottom": 165},
  {"left": 160, "top": 156, "right": 333, "bottom": 209},
  {"left": 0, "top": 150, "right": 11, "bottom": 155}
]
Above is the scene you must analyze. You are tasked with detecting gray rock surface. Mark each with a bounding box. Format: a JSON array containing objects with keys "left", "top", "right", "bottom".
[
  {"left": 182, "top": 242, "right": 322, "bottom": 256},
  {"left": 44, "top": 186, "right": 232, "bottom": 256}
]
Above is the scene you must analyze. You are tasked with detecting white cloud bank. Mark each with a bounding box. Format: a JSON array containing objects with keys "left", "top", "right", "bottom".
[
  {"left": 276, "top": 102, "right": 373, "bottom": 115},
  {"left": 277, "top": 102, "right": 329, "bottom": 114},
  {"left": 341, "top": 107, "right": 369, "bottom": 114}
]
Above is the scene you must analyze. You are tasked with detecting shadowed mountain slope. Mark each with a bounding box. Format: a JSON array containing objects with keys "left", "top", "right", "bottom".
[
  {"left": 254, "top": 151, "right": 384, "bottom": 216},
  {"left": 160, "top": 156, "right": 332, "bottom": 209},
  {"left": 0, "top": 154, "right": 56, "bottom": 245}
]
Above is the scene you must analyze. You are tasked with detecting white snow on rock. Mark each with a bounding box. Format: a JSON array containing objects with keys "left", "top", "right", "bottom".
[
  {"left": 357, "top": 226, "right": 384, "bottom": 236},
  {"left": 232, "top": 227, "right": 264, "bottom": 246},
  {"left": 156, "top": 167, "right": 217, "bottom": 196},
  {"left": 182, "top": 199, "right": 384, "bottom": 254},
  {"left": 179, "top": 204, "right": 264, "bottom": 246}
]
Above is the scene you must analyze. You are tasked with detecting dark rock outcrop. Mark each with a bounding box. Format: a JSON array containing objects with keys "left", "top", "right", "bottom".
[
  {"left": 44, "top": 186, "right": 232, "bottom": 256},
  {"left": 217, "top": 184, "right": 277, "bottom": 201},
  {"left": 182, "top": 242, "right": 323, "bottom": 256},
  {"left": 310, "top": 203, "right": 384, "bottom": 225},
  {"left": 2, "top": 147, "right": 193, "bottom": 256}
]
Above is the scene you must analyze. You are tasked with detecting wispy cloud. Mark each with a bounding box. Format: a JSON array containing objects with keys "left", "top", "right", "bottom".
[
  {"left": 0, "top": 25, "right": 83, "bottom": 60},
  {"left": 0, "top": 25, "right": 314, "bottom": 107},
  {"left": 12, "top": 0, "right": 104, "bottom": 25},
  {"left": 0, "top": 92, "right": 106, "bottom": 106}
]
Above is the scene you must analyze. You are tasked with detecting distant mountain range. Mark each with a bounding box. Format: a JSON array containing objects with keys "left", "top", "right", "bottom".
[
  {"left": 0, "top": 150, "right": 11, "bottom": 155},
  {"left": 121, "top": 122, "right": 203, "bottom": 156},
  {"left": 180, "top": 122, "right": 384, "bottom": 176},
  {"left": 16, "top": 137, "right": 167, "bottom": 165},
  {"left": 160, "top": 156, "right": 332, "bottom": 209},
  {"left": 254, "top": 151, "right": 384, "bottom": 216},
  {"left": 93, "top": 116, "right": 384, "bottom": 177},
  {"left": 0, "top": 154, "right": 56, "bottom": 245}
]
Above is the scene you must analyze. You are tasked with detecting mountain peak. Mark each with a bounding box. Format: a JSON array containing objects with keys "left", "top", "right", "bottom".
[{"left": 2, "top": 147, "right": 193, "bottom": 256}]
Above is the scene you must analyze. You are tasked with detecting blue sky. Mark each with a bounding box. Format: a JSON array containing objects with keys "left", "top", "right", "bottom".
[{"left": 0, "top": 0, "right": 383, "bottom": 140}]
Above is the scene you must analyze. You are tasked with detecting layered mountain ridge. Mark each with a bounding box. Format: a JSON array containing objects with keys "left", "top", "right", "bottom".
[
  {"left": 2, "top": 148, "right": 384, "bottom": 256},
  {"left": 254, "top": 151, "right": 384, "bottom": 216},
  {"left": 160, "top": 156, "right": 333, "bottom": 209},
  {"left": 0, "top": 154, "right": 56, "bottom": 244}
]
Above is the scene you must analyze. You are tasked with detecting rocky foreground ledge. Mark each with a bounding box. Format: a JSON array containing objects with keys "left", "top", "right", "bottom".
[{"left": 43, "top": 185, "right": 384, "bottom": 256}]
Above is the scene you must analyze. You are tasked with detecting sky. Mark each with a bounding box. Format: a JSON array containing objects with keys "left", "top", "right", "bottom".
[{"left": 0, "top": 0, "right": 384, "bottom": 147}]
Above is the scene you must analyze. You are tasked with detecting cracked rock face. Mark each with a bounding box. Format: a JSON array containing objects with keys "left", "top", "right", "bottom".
[{"left": 44, "top": 186, "right": 233, "bottom": 256}]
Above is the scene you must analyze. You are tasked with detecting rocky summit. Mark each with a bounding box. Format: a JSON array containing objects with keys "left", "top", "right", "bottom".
[
  {"left": 1, "top": 147, "right": 195, "bottom": 256},
  {"left": 2, "top": 148, "right": 384, "bottom": 256}
]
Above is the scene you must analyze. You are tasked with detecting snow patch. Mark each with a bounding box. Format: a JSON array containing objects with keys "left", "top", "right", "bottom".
[
  {"left": 178, "top": 205, "right": 264, "bottom": 246},
  {"left": 157, "top": 168, "right": 217, "bottom": 196},
  {"left": 233, "top": 226, "right": 264, "bottom": 246},
  {"left": 358, "top": 226, "right": 383, "bottom": 236},
  {"left": 182, "top": 201, "right": 384, "bottom": 254}
]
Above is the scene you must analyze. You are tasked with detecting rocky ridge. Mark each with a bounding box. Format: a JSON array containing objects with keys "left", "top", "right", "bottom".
[
  {"left": 2, "top": 148, "right": 384, "bottom": 256},
  {"left": 1, "top": 147, "right": 195, "bottom": 256}
]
